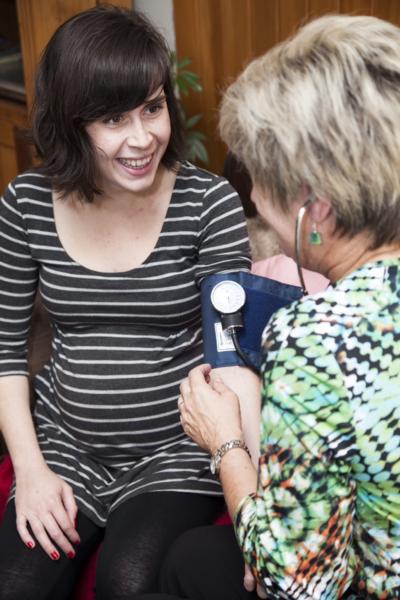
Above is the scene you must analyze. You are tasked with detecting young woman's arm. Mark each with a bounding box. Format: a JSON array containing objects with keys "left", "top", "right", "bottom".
[{"left": 0, "top": 182, "right": 79, "bottom": 559}]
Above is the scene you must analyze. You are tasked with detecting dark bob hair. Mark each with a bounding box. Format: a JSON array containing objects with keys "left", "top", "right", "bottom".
[{"left": 32, "top": 5, "right": 185, "bottom": 201}]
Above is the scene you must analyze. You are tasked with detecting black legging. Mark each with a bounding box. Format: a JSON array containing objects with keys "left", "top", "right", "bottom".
[
  {"left": 133, "top": 525, "right": 360, "bottom": 600},
  {"left": 0, "top": 493, "right": 223, "bottom": 600},
  {"left": 133, "top": 525, "right": 259, "bottom": 600}
]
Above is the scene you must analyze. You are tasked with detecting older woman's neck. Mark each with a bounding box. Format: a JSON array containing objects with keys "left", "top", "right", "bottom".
[{"left": 323, "top": 236, "right": 400, "bottom": 283}]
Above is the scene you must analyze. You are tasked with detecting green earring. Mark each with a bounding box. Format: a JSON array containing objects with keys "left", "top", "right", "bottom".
[{"left": 309, "top": 222, "right": 322, "bottom": 245}]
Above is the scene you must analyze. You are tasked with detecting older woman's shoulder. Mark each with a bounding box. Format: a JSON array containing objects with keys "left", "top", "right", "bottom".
[
  {"left": 262, "top": 282, "right": 354, "bottom": 349},
  {"left": 266, "top": 259, "right": 399, "bottom": 346}
]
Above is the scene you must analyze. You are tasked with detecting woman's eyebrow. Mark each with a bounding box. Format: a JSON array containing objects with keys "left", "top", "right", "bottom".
[{"left": 145, "top": 93, "right": 167, "bottom": 105}]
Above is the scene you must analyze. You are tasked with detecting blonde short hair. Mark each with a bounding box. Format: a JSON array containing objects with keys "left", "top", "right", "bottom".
[{"left": 219, "top": 14, "right": 400, "bottom": 248}]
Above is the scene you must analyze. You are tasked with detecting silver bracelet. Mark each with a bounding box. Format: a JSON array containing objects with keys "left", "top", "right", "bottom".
[{"left": 210, "top": 439, "right": 251, "bottom": 476}]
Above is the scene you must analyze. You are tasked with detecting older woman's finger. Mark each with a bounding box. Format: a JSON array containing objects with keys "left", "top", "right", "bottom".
[
  {"left": 243, "top": 564, "right": 256, "bottom": 592},
  {"left": 211, "top": 376, "right": 236, "bottom": 398},
  {"left": 180, "top": 414, "right": 191, "bottom": 434},
  {"left": 179, "top": 377, "right": 191, "bottom": 396},
  {"left": 256, "top": 583, "right": 268, "bottom": 598},
  {"left": 188, "top": 364, "right": 212, "bottom": 388}
]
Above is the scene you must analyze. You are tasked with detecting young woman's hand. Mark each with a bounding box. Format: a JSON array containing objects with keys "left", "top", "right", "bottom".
[
  {"left": 179, "top": 363, "right": 243, "bottom": 455},
  {"left": 14, "top": 462, "right": 80, "bottom": 560}
]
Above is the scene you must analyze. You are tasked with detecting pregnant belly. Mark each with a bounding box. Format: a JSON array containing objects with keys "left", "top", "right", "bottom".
[{"left": 39, "top": 358, "right": 192, "bottom": 458}]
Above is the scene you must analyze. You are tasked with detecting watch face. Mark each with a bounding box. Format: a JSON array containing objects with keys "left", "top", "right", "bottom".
[{"left": 210, "top": 281, "right": 246, "bottom": 314}]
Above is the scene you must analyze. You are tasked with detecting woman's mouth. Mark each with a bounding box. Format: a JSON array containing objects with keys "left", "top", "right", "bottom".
[{"left": 117, "top": 155, "right": 153, "bottom": 170}]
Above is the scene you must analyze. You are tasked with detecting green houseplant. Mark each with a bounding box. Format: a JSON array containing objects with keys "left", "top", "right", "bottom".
[{"left": 170, "top": 52, "right": 208, "bottom": 165}]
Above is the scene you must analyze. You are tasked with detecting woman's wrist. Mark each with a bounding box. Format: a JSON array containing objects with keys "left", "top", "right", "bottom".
[
  {"left": 218, "top": 447, "right": 257, "bottom": 518},
  {"left": 210, "top": 428, "right": 244, "bottom": 455},
  {"left": 12, "top": 449, "right": 47, "bottom": 478}
]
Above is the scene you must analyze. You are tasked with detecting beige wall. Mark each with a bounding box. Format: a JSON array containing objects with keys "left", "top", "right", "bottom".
[{"left": 135, "top": 0, "right": 176, "bottom": 51}]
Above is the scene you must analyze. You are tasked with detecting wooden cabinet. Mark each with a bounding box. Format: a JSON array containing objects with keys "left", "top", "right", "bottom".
[{"left": 0, "top": 98, "right": 27, "bottom": 192}]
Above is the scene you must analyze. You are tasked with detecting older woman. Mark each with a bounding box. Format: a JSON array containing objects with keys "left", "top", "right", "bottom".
[{"left": 135, "top": 13, "right": 400, "bottom": 600}]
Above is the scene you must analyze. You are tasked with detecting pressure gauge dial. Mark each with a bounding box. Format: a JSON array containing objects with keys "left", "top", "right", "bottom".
[{"left": 210, "top": 281, "right": 246, "bottom": 314}]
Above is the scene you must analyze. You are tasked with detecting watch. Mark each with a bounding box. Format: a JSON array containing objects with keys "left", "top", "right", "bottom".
[
  {"left": 210, "top": 281, "right": 246, "bottom": 314},
  {"left": 210, "top": 439, "right": 251, "bottom": 476}
]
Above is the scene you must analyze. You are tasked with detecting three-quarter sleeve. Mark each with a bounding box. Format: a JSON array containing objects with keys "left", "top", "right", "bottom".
[
  {"left": 195, "top": 176, "right": 251, "bottom": 284},
  {"left": 0, "top": 181, "right": 39, "bottom": 376},
  {"left": 234, "top": 302, "right": 358, "bottom": 599}
]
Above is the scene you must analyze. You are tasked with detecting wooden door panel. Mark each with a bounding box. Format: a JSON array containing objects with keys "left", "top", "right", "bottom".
[
  {"left": 371, "top": 0, "right": 400, "bottom": 25},
  {"left": 278, "top": 0, "right": 308, "bottom": 39},
  {"left": 308, "top": 0, "right": 341, "bottom": 17},
  {"left": 174, "top": 0, "right": 400, "bottom": 173},
  {"left": 340, "top": 0, "right": 371, "bottom": 14}
]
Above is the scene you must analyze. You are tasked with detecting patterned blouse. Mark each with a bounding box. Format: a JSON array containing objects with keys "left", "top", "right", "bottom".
[{"left": 235, "top": 259, "right": 400, "bottom": 599}]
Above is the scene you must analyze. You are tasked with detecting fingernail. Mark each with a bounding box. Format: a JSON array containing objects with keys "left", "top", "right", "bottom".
[
  {"left": 67, "top": 551, "right": 75, "bottom": 559},
  {"left": 26, "top": 541, "right": 34, "bottom": 549},
  {"left": 51, "top": 551, "right": 60, "bottom": 560}
]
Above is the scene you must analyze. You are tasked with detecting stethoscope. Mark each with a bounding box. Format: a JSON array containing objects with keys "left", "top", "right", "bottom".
[{"left": 210, "top": 280, "right": 260, "bottom": 375}]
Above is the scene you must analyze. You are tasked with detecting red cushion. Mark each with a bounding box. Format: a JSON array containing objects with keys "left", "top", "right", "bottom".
[
  {"left": 214, "top": 510, "right": 232, "bottom": 525},
  {"left": 73, "top": 550, "right": 98, "bottom": 600},
  {"left": 0, "top": 455, "right": 13, "bottom": 521}
]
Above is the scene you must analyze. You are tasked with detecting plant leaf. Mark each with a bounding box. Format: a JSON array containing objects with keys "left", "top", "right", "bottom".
[
  {"left": 170, "top": 51, "right": 207, "bottom": 164},
  {"left": 188, "top": 138, "right": 209, "bottom": 164},
  {"left": 177, "top": 57, "right": 192, "bottom": 69},
  {"left": 177, "top": 80, "right": 189, "bottom": 95},
  {"left": 185, "top": 114, "right": 202, "bottom": 129},
  {"left": 188, "top": 130, "right": 206, "bottom": 141}
]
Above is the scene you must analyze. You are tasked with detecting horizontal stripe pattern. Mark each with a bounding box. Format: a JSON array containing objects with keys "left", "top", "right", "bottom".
[{"left": 0, "top": 162, "right": 251, "bottom": 525}]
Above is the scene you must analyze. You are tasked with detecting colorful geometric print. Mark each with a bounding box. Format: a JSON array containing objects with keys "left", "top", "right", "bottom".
[{"left": 235, "top": 259, "right": 400, "bottom": 599}]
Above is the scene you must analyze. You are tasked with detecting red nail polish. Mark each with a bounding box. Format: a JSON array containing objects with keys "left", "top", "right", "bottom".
[
  {"left": 67, "top": 551, "right": 75, "bottom": 559},
  {"left": 26, "top": 541, "right": 34, "bottom": 549},
  {"left": 51, "top": 551, "right": 60, "bottom": 560}
]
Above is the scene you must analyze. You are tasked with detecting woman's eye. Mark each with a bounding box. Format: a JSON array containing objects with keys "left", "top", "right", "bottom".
[
  {"left": 103, "top": 115, "right": 124, "bottom": 125},
  {"left": 145, "top": 102, "right": 164, "bottom": 116}
]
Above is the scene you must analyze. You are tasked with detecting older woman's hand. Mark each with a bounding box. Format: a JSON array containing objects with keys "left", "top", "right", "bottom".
[
  {"left": 178, "top": 363, "right": 244, "bottom": 455},
  {"left": 244, "top": 564, "right": 267, "bottom": 598}
]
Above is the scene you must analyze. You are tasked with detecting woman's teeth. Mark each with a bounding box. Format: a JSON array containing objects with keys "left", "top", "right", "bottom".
[{"left": 118, "top": 156, "right": 152, "bottom": 169}]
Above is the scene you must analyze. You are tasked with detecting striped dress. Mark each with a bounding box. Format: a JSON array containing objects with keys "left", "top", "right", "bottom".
[{"left": 0, "top": 161, "right": 251, "bottom": 526}]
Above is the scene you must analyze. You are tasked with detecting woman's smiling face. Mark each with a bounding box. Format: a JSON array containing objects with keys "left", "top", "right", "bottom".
[{"left": 86, "top": 87, "right": 171, "bottom": 198}]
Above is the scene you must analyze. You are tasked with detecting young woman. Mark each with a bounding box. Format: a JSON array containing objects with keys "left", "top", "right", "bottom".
[{"left": 0, "top": 6, "right": 257, "bottom": 599}]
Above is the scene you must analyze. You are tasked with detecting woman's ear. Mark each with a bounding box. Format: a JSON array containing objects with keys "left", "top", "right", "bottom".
[{"left": 307, "top": 195, "right": 333, "bottom": 224}]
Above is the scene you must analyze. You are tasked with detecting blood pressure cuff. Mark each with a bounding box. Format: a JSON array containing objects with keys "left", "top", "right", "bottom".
[{"left": 201, "top": 271, "right": 303, "bottom": 370}]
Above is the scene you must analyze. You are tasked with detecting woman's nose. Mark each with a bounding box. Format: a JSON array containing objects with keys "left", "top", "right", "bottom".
[{"left": 126, "top": 119, "right": 152, "bottom": 147}]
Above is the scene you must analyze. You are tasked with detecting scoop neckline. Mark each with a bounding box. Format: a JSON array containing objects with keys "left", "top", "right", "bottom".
[{"left": 48, "top": 166, "right": 183, "bottom": 277}]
